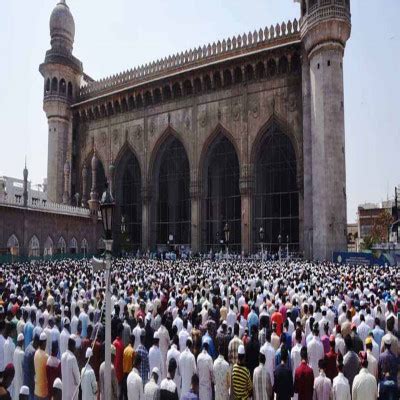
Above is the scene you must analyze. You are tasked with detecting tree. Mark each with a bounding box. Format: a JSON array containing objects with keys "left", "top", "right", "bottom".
[{"left": 371, "top": 210, "right": 394, "bottom": 243}]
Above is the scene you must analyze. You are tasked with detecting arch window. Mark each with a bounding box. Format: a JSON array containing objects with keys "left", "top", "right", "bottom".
[
  {"left": 115, "top": 150, "right": 142, "bottom": 251},
  {"left": 57, "top": 237, "right": 67, "bottom": 254},
  {"left": 245, "top": 65, "right": 254, "bottom": 81},
  {"left": 107, "top": 102, "right": 114, "bottom": 115},
  {"left": 204, "top": 135, "right": 241, "bottom": 253},
  {"left": 153, "top": 137, "right": 191, "bottom": 248},
  {"left": 291, "top": 53, "right": 301, "bottom": 74},
  {"left": 194, "top": 78, "right": 202, "bottom": 94},
  {"left": 267, "top": 59, "right": 277, "bottom": 77},
  {"left": 256, "top": 62, "right": 265, "bottom": 79},
  {"left": 253, "top": 125, "right": 299, "bottom": 253},
  {"left": 81, "top": 238, "right": 89, "bottom": 255},
  {"left": 68, "top": 82, "right": 73, "bottom": 98},
  {"left": 44, "top": 236, "right": 54, "bottom": 256},
  {"left": 69, "top": 237, "right": 78, "bottom": 254},
  {"left": 172, "top": 83, "right": 182, "bottom": 98},
  {"left": 144, "top": 91, "right": 153, "bottom": 107},
  {"left": 114, "top": 100, "right": 121, "bottom": 114},
  {"left": 223, "top": 70, "right": 233, "bottom": 87},
  {"left": 128, "top": 95, "right": 135, "bottom": 110},
  {"left": 121, "top": 98, "right": 128, "bottom": 112},
  {"left": 7, "top": 234, "right": 19, "bottom": 256},
  {"left": 203, "top": 75, "right": 212, "bottom": 91},
  {"left": 153, "top": 88, "right": 162, "bottom": 104},
  {"left": 136, "top": 93, "right": 143, "bottom": 108},
  {"left": 29, "top": 235, "right": 40, "bottom": 257},
  {"left": 163, "top": 86, "right": 172, "bottom": 101},
  {"left": 183, "top": 80, "right": 193, "bottom": 96},
  {"left": 51, "top": 77, "right": 58, "bottom": 93},
  {"left": 213, "top": 72, "right": 222, "bottom": 90},
  {"left": 45, "top": 78, "right": 51, "bottom": 94},
  {"left": 59, "top": 79, "right": 66, "bottom": 94}
]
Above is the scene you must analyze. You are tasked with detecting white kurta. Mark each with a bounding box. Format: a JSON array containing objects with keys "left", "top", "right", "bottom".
[
  {"left": 179, "top": 348, "right": 197, "bottom": 399},
  {"left": 81, "top": 364, "right": 97, "bottom": 400},
  {"left": 12, "top": 346, "right": 24, "bottom": 400},
  {"left": 197, "top": 350, "right": 213, "bottom": 400},
  {"left": 144, "top": 378, "right": 159, "bottom": 400},
  {"left": 127, "top": 368, "right": 144, "bottom": 400},
  {"left": 352, "top": 368, "right": 378, "bottom": 400},
  {"left": 149, "top": 345, "right": 163, "bottom": 379},
  {"left": 157, "top": 325, "right": 170, "bottom": 379},
  {"left": 59, "top": 328, "right": 70, "bottom": 356},
  {"left": 332, "top": 372, "right": 351, "bottom": 400},
  {"left": 61, "top": 349, "right": 80, "bottom": 400},
  {"left": 307, "top": 336, "right": 324, "bottom": 378},
  {"left": 166, "top": 345, "right": 181, "bottom": 396},
  {"left": 213, "top": 355, "right": 230, "bottom": 400}
]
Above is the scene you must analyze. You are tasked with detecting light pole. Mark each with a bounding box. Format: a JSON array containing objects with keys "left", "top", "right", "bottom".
[
  {"left": 278, "top": 234, "right": 282, "bottom": 262},
  {"left": 259, "top": 226, "right": 265, "bottom": 262},
  {"left": 286, "top": 235, "right": 289, "bottom": 262},
  {"left": 223, "top": 222, "right": 230, "bottom": 258},
  {"left": 99, "top": 184, "right": 115, "bottom": 400}
]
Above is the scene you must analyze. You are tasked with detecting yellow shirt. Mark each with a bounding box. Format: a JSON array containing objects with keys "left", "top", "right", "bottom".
[
  {"left": 123, "top": 344, "right": 136, "bottom": 374},
  {"left": 34, "top": 349, "right": 49, "bottom": 397}
]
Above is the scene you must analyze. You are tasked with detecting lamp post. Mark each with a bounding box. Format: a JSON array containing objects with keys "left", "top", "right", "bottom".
[
  {"left": 278, "top": 234, "right": 282, "bottom": 262},
  {"left": 215, "top": 231, "right": 220, "bottom": 255},
  {"left": 99, "top": 184, "right": 115, "bottom": 400},
  {"left": 259, "top": 226, "right": 265, "bottom": 262},
  {"left": 223, "top": 222, "right": 230, "bottom": 258},
  {"left": 286, "top": 235, "right": 289, "bottom": 262}
]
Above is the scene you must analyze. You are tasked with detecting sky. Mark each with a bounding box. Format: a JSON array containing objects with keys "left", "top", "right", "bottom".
[{"left": 0, "top": 0, "right": 399, "bottom": 223}]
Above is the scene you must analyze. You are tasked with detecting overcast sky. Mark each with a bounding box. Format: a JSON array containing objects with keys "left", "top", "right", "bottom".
[{"left": 0, "top": 0, "right": 399, "bottom": 222}]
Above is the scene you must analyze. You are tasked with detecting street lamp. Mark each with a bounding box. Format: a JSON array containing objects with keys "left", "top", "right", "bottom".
[
  {"left": 223, "top": 222, "right": 230, "bottom": 257},
  {"left": 99, "top": 183, "right": 115, "bottom": 400},
  {"left": 278, "top": 234, "right": 282, "bottom": 262},
  {"left": 259, "top": 226, "right": 265, "bottom": 262}
]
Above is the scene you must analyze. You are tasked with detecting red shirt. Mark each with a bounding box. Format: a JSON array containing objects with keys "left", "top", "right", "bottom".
[
  {"left": 113, "top": 336, "right": 124, "bottom": 383},
  {"left": 324, "top": 350, "right": 338, "bottom": 381},
  {"left": 242, "top": 303, "right": 250, "bottom": 319},
  {"left": 271, "top": 312, "right": 284, "bottom": 336},
  {"left": 294, "top": 360, "right": 314, "bottom": 400}
]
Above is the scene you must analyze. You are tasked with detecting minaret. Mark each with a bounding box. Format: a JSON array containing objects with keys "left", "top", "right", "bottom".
[
  {"left": 23, "top": 161, "right": 28, "bottom": 207},
  {"left": 300, "top": 0, "right": 351, "bottom": 260},
  {"left": 39, "top": 0, "right": 83, "bottom": 204}
]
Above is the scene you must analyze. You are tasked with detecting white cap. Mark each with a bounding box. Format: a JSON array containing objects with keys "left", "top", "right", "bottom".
[
  {"left": 85, "top": 347, "right": 93, "bottom": 359},
  {"left": 260, "top": 346, "right": 266, "bottom": 356},
  {"left": 17, "top": 333, "right": 24, "bottom": 342},
  {"left": 53, "top": 378, "right": 62, "bottom": 390},
  {"left": 40, "top": 332, "right": 47, "bottom": 341},
  {"left": 152, "top": 367, "right": 160, "bottom": 376},
  {"left": 20, "top": 386, "right": 30, "bottom": 395},
  {"left": 238, "top": 345, "right": 245, "bottom": 355},
  {"left": 154, "top": 331, "right": 160, "bottom": 340}
]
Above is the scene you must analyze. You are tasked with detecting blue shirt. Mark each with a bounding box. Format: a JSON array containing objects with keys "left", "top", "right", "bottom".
[
  {"left": 372, "top": 326, "right": 384, "bottom": 348},
  {"left": 23, "top": 343, "right": 36, "bottom": 397},
  {"left": 201, "top": 332, "right": 216, "bottom": 359},
  {"left": 24, "top": 321, "right": 34, "bottom": 348},
  {"left": 182, "top": 389, "right": 199, "bottom": 400}
]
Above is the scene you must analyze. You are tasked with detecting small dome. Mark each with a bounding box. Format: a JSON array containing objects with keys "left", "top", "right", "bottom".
[{"left": 49, "top": 0, "right": 75, "bottom": 52}]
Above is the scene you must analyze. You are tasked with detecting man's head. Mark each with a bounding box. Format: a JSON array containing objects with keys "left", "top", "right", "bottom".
[
  {"left": 300, "top": 346, "right": 308, "bottom": 362},
  {"left": 238, "top": 344, "right": 246, "bottom": 364},
  {"left": 191, "top": 373, "right": 199, "bottom": 394},
  {"left": 168, "top": 358, "right": 177, "bottom": 379},
  {"left": 151, "top": 367, "right": 159, "bottom": 384},
  {"left": 318, "top": 358, "right": 327, "bottom": 372},
  {"left": 68, "top": 337, "right": 76, "bottom": 353}
]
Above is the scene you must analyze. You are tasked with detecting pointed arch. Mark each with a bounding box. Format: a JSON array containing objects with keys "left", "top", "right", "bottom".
[
  {"left": 69, "top": 237, "right": 78, "bottom": 254},
  {"left": 149, "top": 128, "right": 191, "bottom": 248},
  {"left": 81, "top": 149, "right": 108, "bottom": 198},
  {"left": 29, "top": 235, "right": 40, "bottom": 257},
  {"left": 200, "top": 124, "right": 241, "bottom": 252},
  {"left": 57, "top": 236, "right": 67, "bottom": 254},
  {"left": 97, "top": 237, "right": 105, "bottom": 250},
  {"left": 44, "top": 236, "right": 54, "bottom": 256},
  {"left": 7, "top": 234, "right": 19, "bottom": 256},
  {"left": 114, "top": 142, "right": 142, "bottom": 251},
  {"left": 81, "top": 238, "right": 89, "bottom": 255},
  {"left": 252, "top": 114, "right": 300, "bottom": 253}
]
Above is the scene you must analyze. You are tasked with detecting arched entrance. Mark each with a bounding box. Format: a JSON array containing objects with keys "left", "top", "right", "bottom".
[
  {"left": 152, "top": 136, "right": 191, "bottom": 250},
  {"left": 253, "top": 127, "right": 299, "bottom": 253},
  {"left": 203, "top": 135, "right": 241, "bottom": 253},
  {"left": 114, "top": 150, "right": 142, "bottom": 252}
]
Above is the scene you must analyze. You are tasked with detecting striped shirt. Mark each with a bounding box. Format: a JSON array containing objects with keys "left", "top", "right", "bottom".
[{"left": 232, "top": 363, "right": 252, "bottom": 400}]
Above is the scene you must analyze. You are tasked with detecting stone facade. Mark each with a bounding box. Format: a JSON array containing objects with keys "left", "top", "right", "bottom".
[{"left": 39, "top": 0, "right": 351, "bottom": 259}]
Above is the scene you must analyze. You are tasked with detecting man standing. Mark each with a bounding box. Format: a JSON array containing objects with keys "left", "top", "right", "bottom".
[
  {"left": 307, "top": 323, "right": 324, "bottom": 378},
  {"left": 144, "top": 368, "right": 159, "bottom": 400},
  {"left": 122, "top": 334, "right": 136, "bottom": 400},
  {"left": 253, "top": 348, "right": 273, "bottom": 400},
  {"left": 232, "top": 345, "right": 252, "bottom": 400},
  {"left": 60, "top": 338, "right": 80, "bottom": 400},
  {"left": 127, "top": 354, "right": 144, "bottom": 400},
  {"left": 196, "top": 343, "right": 214, "bottom": 400},
  {"left": 99, "top": 345, "right": 119, "bottom": 400},
  {"left": 273, "top": 347, "right": 293, "bottom": 400},
  {"left": 159, "top": 358, "right": 179, "bottom": 400},
  {"left": 352, "top": 352, "right": 378, "bottom": 400},
  {"left": 313, "top": 359, "right": 332, "bottom": 400},
  {"left": 378, "top": 336, "right": 397, "bottom": 386},
  {"left": 213, "top": 345, "right": 230, "bottom": 400},
  {"left": 137, "top": 330, "right": 150, "bottom": 387},
  {"left": 343, "top": 334, "right": 360, "bottom": 391},
  {"left": 179, "top": 338, "right": 197, "bottom": 399},
  {"left": 34, "top": 332, "right": 49, "bottom": 400},
  {"left": 23, "top": 334, "right": 38, "bottom": 400},
  {"left": 113, "top": 325, "right": 124, "bottom": 399},
  {"left": 80, "top": 348, "right": 97, "bottom": 400},
  {"left": 149, "top": 332, "right": 163, "bottom": 381},
  {"left": 13, "top": 333, "right": 24, "bottom": 400},
  {"left": 293, "top": 347, "right": 314, "bottom": 400},
  {"left": 332, "top": 355, "right": 351, "bottom": 400}
]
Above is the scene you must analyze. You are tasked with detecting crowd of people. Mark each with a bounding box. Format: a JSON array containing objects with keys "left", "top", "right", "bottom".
[{"left": 0, "top": 257, "right": 398, "bottom": 400}]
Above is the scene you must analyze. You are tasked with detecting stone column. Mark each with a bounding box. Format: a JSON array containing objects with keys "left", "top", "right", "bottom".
[
  {"left": 141, "top": 185, "right": 152, "bottom": 252},
  {"left": 240, "top": 164, "right": 254, "bottom": 256},
  {"left": 81, "top": 164, "right": 88, "bottom": 207},
  {"left": 190, "top": 179, "right": 202, "bottom": 254},
  {"left": 63, "top": 161, "right": 70, "bottom": 204}
]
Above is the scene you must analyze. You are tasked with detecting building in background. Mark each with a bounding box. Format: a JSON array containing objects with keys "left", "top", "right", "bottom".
[
  {"left": 36, "top": 0, "right": 351, "bottom": 259},
  {"left": 347, "top": 223, "right": 358, "bottom": 252},
  {"left": 0, "top": 175, "right": 47, "bottom": 206}
]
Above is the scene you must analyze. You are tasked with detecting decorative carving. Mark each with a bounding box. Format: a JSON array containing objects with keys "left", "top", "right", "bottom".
[
  {"left": 149, "top": 120, "right": 156, "bottom": 136},
  {"left": 249, "top": 99, "right": 259, "bottom": 119},
  {"left": 288, "top": 93, "right": 297, "bottom": 112},
  {"left": 232, "top": 103, "right": 241, "bottom": 121},
  {"left": 185, "top": 116, "right": 191, "bottom": 130},
  {"left": 199, "top": 110, "right": 207, "bottom": 127},
  {"left": 135, "top": 125, "right": 142, "bottom": 139}
]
